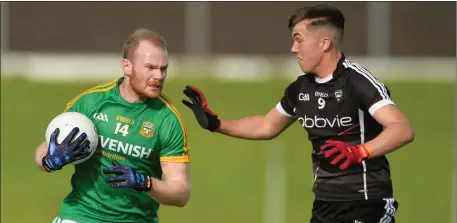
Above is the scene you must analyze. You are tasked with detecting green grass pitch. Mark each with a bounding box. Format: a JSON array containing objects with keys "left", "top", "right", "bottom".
[{"left": 1, "top": 76, "right": 455, "bottom": 223}]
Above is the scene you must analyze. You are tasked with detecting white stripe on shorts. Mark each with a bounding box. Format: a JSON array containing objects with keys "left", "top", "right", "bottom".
[{"left": 379, "top": 198, "right": 397, "bottom": 223}]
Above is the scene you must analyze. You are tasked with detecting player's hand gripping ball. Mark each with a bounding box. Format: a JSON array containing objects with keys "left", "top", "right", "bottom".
[{"left": 43, "top": 112, "right": 99, "bottom": 171}]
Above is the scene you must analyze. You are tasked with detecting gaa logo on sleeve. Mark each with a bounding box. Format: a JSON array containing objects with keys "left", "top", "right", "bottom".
[{"left": 140, "top": 122, "right": 155, "bottom": 138}]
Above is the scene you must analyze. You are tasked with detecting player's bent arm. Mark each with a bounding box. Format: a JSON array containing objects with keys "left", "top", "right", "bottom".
[
  {"left": 34, "top": 141, "right": 48, "bottom": 171},
  {"left": 364, "top": 105, "right": 415, "bottom": 158},
  {"left": 217, "top": 106, "right": 296, "bottom": 140},
  {"left": 148, "top": 162, "right": 190, "bottom": 207}
]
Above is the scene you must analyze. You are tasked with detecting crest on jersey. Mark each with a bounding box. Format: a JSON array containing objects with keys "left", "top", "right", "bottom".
[
  {"left": 335, "top": 90, "right": 343, "bottom": 103},
  {"left": 140, "top": 122, "right": 155, "bottom": 138}
]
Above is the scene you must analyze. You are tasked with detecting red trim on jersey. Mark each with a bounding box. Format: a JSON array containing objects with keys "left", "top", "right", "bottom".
[{"left": 337, "top": 123, "right": 360, "bottom": 136}]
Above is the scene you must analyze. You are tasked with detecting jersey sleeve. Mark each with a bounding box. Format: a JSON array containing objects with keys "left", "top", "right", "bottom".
[
  {"left": 276, "top": 79, "right": 300, "bottom": 118},
  {"left": 63, "top": 94, "right": 87, "bottom": 114},
  {"left": 350, "top": 69, "right": 395, "bottom": 116},
  {"left": 62, "top": 79, "right": 118, "bottom": 116},
  {"left": 159, "top": 112, "right": 190, "bottom": 163}
]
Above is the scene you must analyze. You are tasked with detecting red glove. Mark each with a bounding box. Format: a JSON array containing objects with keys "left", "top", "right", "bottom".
[{"left": 319, "top": 140, "right": 372, "bottom": 170}]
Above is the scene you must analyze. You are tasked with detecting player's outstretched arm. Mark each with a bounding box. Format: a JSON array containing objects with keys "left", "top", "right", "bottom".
[
  {"left": 363, "top": 105, "right": 414, "bottom": 158},
  {"left": 182, "top": 85, "right": 295, "bottom": 140},
  {"left": 217, "top": 107, "right": 295, "bottom": 140}
]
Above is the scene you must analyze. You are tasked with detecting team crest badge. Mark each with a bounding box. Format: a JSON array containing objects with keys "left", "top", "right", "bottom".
[
  {"left": 335, "top": 90, "right": 343, "bottom": 103},
  {"left": 140, "top": 122, "right": 155, "bottom": 138}
]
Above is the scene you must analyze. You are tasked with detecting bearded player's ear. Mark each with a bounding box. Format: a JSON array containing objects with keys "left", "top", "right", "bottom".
[{"left": 121, "top": 58, "right": 133, "bottom": 76}]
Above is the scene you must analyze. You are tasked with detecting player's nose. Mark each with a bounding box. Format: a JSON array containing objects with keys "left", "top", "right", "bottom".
[
  {"left": 152, "top": 70, "right": 165, "bottom": 80},
  {"left": 290, "top": 44, "right": 298, "bottom": 54},
  {"left": 290, "top": 41, "right": 298, "bottom": 54}
]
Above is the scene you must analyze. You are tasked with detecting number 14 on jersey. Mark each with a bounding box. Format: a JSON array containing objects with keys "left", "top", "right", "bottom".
[{"left": 115, "top": 123, "right": 129, "bottom": 136}]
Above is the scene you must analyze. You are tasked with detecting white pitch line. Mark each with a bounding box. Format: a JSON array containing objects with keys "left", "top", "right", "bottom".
[
  {"left": 452, "top": 171, "right": 456, "bottom": 223},
  {"left": 265, "top": 140, "right": 287, "bottom": 223}
]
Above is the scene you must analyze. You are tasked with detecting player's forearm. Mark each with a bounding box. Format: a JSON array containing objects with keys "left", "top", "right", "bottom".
[
  {"left": 35, "top": 141, "right": 48, "bottom": 172},
  {"left": 365, "top": 123, "right": 414, "bottom": 158},
  {"left": 217, "top": 115, "right": 275, "bottom": 140},
  {"left": 148, "top": 178, "right": 190, "bottom": 207}
]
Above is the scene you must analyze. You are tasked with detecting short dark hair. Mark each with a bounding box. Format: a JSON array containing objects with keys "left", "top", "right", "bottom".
[{"left": 288, "top": 4, "right": 345, "bottom": 37}]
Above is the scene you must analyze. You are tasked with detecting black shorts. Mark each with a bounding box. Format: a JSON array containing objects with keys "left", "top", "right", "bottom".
[{"left": 310, "top": 198, "right": 398, "bottom": 223}]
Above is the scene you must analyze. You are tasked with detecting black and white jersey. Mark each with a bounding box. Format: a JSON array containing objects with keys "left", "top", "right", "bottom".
[{"left": 277, "top": 54, "right": 395, "bottom": 201}]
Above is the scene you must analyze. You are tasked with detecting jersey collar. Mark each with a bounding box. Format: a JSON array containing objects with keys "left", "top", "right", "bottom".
[
  {"left": 313, "top": 53, "right": 347, "bottom": 84},
  {"left": 315, "top": 74, "right": 334, "bottom": 83}
]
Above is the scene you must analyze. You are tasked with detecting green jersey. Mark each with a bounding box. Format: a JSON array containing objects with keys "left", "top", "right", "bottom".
[{"left": 57, "top": 77, "right": 190, "bottom": 223}]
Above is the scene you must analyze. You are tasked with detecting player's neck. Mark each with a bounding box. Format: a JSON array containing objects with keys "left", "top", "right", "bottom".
[
  {"left": 119, "top": 80, "right": 146, "bottom": 103},
  {"left": 314, "top": 50, "right": 343, "bottom": 79}
]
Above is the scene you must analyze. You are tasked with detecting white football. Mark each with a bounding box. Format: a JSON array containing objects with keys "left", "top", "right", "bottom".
[{"left": 45, "top": 112, "right": 99, "bottom": 165}]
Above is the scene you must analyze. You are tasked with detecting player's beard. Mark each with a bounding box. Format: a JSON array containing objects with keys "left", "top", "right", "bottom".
[{"left": 129, "top": 69, "right": 162, "bottom": 101}]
